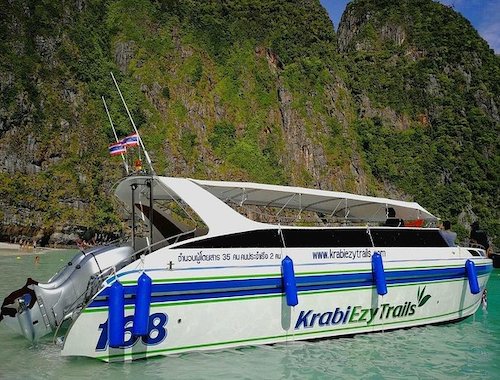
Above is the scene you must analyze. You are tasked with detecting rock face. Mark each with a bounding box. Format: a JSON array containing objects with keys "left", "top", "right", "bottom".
[
  {"left": 337, "top": 3, "right": 369, "bottom": 53},
  {"left": 338, "top": 0, "right": 499, "bottom": 241},
  {"left": 277, "top": 81, "right": 328, "bottom": 188},
  {"left": 0, "top": 0, "right": 498, "bottom": 245},
  {"left": 114, "top": 41, "right": 136, "bottom": 73}
]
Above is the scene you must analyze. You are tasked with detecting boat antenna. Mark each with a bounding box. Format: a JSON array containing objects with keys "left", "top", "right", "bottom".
[
  {"left": 102, "top": 96, "right": 129, "bottom": 175},
  {"left": 110, "top": 71, "right": 156, "bottom": 175}
]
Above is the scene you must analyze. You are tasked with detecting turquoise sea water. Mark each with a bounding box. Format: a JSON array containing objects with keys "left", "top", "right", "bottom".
[{"left": 0, "top": 248, "right": 499, "bottom": 379}]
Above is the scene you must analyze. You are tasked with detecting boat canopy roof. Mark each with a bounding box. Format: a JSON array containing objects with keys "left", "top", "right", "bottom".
[
  {"left": 115, "top": 176, "right": 438, "bottom": 235},
  {"left": 191, "top": 179, "right": 437, "bottom": 222}
]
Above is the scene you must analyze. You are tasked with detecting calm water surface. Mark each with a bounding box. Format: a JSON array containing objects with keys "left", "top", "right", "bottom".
[{"left": 0, "top": 249, "right": 499, "bottom": 379}]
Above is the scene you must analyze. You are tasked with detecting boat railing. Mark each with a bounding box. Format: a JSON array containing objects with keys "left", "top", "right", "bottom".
[
  {"left": 132, "top": 228, "right": 197, "bottom": 259},
  {"left": 468, "top": 242, "right": 488, "bottom": 250},
  {"left": 75, "top": 226, "right": 197, "bottom": 261},
  {"left": 460, "top": 238, "right": 489, "bottom": 251},
  {"left": 457, "top": 245, "right": 487, "bottom": 258}
]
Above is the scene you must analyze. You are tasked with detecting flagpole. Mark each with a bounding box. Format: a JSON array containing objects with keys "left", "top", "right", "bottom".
[
  {"left": 110, "top": 72, "right": 156, "bottom": 175},
  {"left": 102, "top": 96, "right": 129, "bottom": 175}
]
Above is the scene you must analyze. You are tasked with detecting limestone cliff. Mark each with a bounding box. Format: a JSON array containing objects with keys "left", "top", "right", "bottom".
[
  {"left": 338, "top": 0, "right": 499, "bottom": 240},
  {"left": 0, "top": 0, "right": 497, "bottom": 245}
]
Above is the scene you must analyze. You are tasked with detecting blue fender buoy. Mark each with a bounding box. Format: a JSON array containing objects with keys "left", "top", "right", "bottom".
[
  {"left": 372, "top": 252, "right": 387, "bottom": 296},
  {"left": 282, "top": 256, "right": 298, "bottom": 306},
  {"left": 465, "top": 259, "right": 480, "bottom": 294},
  {"left": 108, "top": 280, "right": 125, "bottom": 348},
  {"left": 133, "top": 272, "right": 152, "bottom": 336}
]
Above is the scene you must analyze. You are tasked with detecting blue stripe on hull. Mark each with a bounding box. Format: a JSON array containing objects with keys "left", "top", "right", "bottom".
[{"left": 88, "top": 264, "right": 492, "bottom": 308}]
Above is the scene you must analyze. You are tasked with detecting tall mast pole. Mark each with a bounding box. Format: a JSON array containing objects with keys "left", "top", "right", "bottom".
[
  {"left": 110, "top": 72, "right": 156, "bottom": 175},
  {"left": 102, "top": 96, "right": 129, "bottom": 175}
]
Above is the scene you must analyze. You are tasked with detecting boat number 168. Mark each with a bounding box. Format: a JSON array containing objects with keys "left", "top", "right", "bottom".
[{"left": 95, "top": 312, "right": 168, "bottom": 350}]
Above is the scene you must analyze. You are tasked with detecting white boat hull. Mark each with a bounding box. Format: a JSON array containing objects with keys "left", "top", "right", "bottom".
[{"left": 61, "top": 248, "right": 491, "bottom": 362}]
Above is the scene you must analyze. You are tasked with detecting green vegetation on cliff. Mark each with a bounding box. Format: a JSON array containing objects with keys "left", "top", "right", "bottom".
[
  {"left": 0, "top": 0, "right": 498, "bottom": 245},
  {"left": 340, "top": 0, "right": 499, "bottom": 242}
]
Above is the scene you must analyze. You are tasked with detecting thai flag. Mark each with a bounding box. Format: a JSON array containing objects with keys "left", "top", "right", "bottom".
[
  {"left": 108, "top": 142, "right": 126, "bottom": 156},
  {"left": 121, "top": 133, "right": 139, "bottom": 147}
]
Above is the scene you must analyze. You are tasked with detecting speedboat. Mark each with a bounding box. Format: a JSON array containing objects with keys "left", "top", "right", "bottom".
[{"left": 0, "top": 175, "right": 492, "bottom": 361}]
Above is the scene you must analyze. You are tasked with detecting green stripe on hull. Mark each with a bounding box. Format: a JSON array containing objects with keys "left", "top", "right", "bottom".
[
  {"left": 83, "top": 275, "right": 487, "bottom": 314},
  {"left": 120, "top": 272, "right": 282, "bottom": 285},
  {"left": 119, "top": 262, "right": 478, "bottom": 285}
]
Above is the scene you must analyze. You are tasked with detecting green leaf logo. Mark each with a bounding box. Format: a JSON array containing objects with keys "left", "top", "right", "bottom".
[{"left": 417, "top": 286, "right": 432, "bottom": 307}]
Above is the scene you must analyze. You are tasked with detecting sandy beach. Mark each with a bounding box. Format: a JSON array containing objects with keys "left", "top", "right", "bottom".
[
  {"left": 0, "top": 242, "right": 68, "bottom": 256},
  {"left": 0, "top": 242, "right": 20, "bottom": 250}
]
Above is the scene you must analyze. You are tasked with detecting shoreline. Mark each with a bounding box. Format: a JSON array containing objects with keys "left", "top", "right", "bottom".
[
  {"left": 0, "top": 242, "right": 71, "bottom": 253},
  {"left": 0, "top": 242, "right": 20, "bottom": 250}
]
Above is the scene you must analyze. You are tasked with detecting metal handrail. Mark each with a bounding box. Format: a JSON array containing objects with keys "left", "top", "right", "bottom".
[{"left": 132, "top": 228, "right": 198, "bottom": 258}]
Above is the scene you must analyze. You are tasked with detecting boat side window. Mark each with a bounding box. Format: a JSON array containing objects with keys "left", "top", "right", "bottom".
[
  {"left": 133, "top": 200, "right": 209, "bottom": 251},
  {"left": 178, "top": 228, "right": 449, "bottom": 249},
  {"left": 179, "top": 230, "right": 283, "bottom": 249},
  {"left": 370, "top": 229, "right": 448, "bottom": 247},
  {"left": 282, "top": 229, "right": 372, "bottom": 248},
  {"left": 467, "top": 249, "right": 481, "bottom": 257},
  {"left": 179, "top": 229, "right": 372, "bottom": 249}
]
